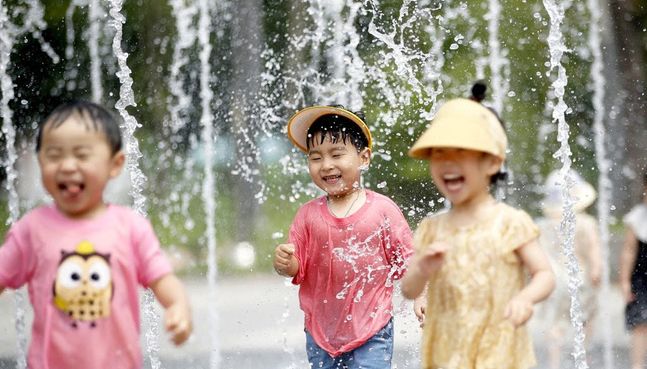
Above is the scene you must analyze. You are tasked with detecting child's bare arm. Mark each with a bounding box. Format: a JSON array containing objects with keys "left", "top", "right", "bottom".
[
  {"left": 619, "top": 229, "right": 638, "bottom": 302},
  {"left": 401, "top": 242, "right": 447, "bottom": 300},
  {"left": 149, "top": 274, "right": 192, "bottom": 345},
  {"left": 504, "top": 240, "right": 555, "bottom": 326},
  {"left": 586, "top": 222, "right": 603, "bottom": 287},
  {"left": 273, "top": 243, "right": 299, "bottom": 277}
]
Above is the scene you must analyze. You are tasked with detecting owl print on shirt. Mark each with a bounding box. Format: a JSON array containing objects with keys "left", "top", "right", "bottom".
[{"left": 53, "top": 241, "right": 113, "bottom": 328}]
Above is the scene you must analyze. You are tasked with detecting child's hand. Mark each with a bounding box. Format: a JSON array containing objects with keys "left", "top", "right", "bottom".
[
  {"left": 274, "top": 243, "right": 297, "bottom": 277},
  {"left": 415, "top": 242, "right": 448, "bottom": 277},
  {"left": 503, "top": 295, "right": 533, "bottom": 327},
  {"left": 413, "top": 296, "right": 426, "bottom": 327},
  {"left": 164, "top": 302, "right": 192, "bottom": 346}
]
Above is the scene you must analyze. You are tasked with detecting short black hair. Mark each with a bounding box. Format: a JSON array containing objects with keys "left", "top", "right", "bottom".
[
  {"left": 35, "top": 100, "right": 122, "bottom": 155},
  {"left": 306, "top": 111, "right": 369, "bottom": 152}
]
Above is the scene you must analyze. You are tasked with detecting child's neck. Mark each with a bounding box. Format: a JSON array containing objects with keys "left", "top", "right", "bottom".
[
  {"left": 448, "top": 192, "right": 497, "bottom": 227},
  {"left": 326, "top": 188, "right": 365, "bottom": 218},
  {"left": 58, "top": 202, "right": 109, "bottom": 220}
]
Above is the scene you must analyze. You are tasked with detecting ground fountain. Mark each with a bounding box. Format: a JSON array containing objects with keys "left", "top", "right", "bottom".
[{"left": 0, "top": 0, "right": 633, "bottom": 368}]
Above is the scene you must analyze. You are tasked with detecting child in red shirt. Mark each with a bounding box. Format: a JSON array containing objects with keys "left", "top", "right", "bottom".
[{"left": 273, "top": 106, "right": 413, "bottom": 368}]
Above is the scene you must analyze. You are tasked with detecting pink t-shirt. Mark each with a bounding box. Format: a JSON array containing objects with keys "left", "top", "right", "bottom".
[
  {"left": 0, "top": 204, "right": 172, "bottom": 369},
  {"left": 290, "top": 190, "right": 413, "bottom": 357}
]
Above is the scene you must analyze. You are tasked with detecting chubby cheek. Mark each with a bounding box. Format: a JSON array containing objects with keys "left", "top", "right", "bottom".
[
  {"left": 307, "top": 163, "right": 319, "bottom": 179},
  {"left": 40, "top": 168, "right": 57, "bottom": 189},
  {"left": 428, "top": 164, "right": 443, "bottom": 186}
]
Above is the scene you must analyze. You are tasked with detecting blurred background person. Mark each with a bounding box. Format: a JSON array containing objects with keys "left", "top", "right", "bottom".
[
  {"left": 620, "top": 172, "right": 647, "bottom": 369},
  {"left": 533, "top": 169, "right": 602, "bottom": 369}
]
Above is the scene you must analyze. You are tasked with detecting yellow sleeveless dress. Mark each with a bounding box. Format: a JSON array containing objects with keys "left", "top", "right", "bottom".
[{"left": 414, "top": 203, "right": 539, "bottom": 369}]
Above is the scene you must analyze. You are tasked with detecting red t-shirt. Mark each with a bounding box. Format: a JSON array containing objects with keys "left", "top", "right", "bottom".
[{"left": 289, "top": 190, "right": 413, "bottom": 356}]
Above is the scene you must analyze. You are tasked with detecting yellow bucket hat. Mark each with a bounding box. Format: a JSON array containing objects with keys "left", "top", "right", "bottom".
[
  {"left": 287, "top": 106, "right": 373, "bottom": 153},
  {"left": 408, "top": 98, "right": 507, "bottom": 160}
]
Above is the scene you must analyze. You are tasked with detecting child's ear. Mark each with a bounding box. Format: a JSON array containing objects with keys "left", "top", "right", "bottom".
[
  {"left": 359, "top": 148, "right": 371, "bottom": 167},
  {"left": 486, "top": 155, "right": 503, "bottom": 176},
  {"left": 109, "top": 151, "right": 126, "bottom": 178}
]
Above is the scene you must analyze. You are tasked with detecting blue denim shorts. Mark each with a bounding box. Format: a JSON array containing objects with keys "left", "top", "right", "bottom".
[{"left": 305, "top": 319, "right": 394, "bottom": 369}]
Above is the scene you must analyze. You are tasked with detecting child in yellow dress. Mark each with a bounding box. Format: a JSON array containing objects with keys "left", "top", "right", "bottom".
[{"left": 400, "top": 84, "right": 555, "bottom": 369}]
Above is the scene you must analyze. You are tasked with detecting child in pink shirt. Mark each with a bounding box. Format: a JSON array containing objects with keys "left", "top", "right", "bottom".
[
  {"left": 273, "top": 106, "right": 414, "bottom": 368},
  {"left": 0, "top": 101, "right": 192, "bottom": 369}
]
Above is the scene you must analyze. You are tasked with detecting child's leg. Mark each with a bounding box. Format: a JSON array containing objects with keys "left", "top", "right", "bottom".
[
  {"left": 631, "top": 324, "right": 647, "bottom": 369},
  {"left": 346, "top": 319, "right": 394, "bottom": 369}
]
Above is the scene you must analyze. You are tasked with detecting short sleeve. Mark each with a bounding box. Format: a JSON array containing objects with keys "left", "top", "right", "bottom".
[
  {"left": 289, "top": 206, "right": 308, "bottom": 285},
  {"left": 381, "top": 201, "right": 414, "bottom": 280},
  {"left": 132, "top": 215, "right": 173, "bottom": 287},
  {"left": 0, "top": 222, "right": 35, "bottom": 289},
  {"left": 624, "top": 205, "right": 647, "bottom": 242},
  {"left": 501, "top": 208, "right": 540, "bottom": 254}
]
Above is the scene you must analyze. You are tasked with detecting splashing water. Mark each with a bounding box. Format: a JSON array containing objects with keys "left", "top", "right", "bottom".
[
  {"left": 197, "top": 0, "right": 220, "bottom": 368},
  {"left": 0, "top": 1, "right": 631, "bottom": 367},
  {"left": 543, "top": 0, "right": 588, "bottom": 368},
  {"left": 1, "top": 2, "right": 63, "bottom": 366},
  {"left": 64, "top": 0, "right": 82, "bottom": 90},
  {"left": 486, "top": 0, "right": 507, "bottom": 114},
  {"left": 106, "top": 1, "right": 163, "bottom": 368},
  {"left": 587, "top": 0, "right": 614, "bottom": 368},
  {"left": 107, "top": 0, "right": 146, "bottom": 213},
  {"left": 63, "top": 0, "right": 106, "bottom": 98},
  {"left": 88, "top": 0, "right": 104, "bottom": 103},
  {"left": 23, "top": 0, "right": 60, "bottom": 64},
  {"left": 0, "top": 5, "right": 28, "bottom": 369},
  {"left": 167, "top": 0, "right": 198, "bottom": 134}
]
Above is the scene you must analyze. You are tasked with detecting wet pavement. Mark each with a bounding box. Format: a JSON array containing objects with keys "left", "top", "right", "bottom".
[{"left": 0, "top": 275, "right": 634, "bottom": 368}]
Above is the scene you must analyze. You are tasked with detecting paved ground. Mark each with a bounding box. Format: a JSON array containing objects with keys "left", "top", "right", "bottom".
[{"left": 0, "top": 275, "right": 635, "bottom": 368}]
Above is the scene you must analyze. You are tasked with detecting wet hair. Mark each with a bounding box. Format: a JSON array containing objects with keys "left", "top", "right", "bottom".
[
  {"left": 469, "top": 81, "right": 508, "bottom": 185},
  {"left": 35, "top": 100, "right": 122, "bottom": 155},
  {"left": 305, "top": 107, "right": 369, "bottom": 152}
]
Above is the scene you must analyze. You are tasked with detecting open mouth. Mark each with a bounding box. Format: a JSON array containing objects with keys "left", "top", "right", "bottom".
[
  {"left": 443, "top": 173, "right": 465, "bottom": 192},
  {"left": 58, "top": 182, "right": 85, "bottom": 196},
  {"left": 322, "top": 175, "right": 342, "bottom": 185}
]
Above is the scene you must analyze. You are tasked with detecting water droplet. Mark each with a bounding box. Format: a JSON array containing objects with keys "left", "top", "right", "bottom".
[
  {"left": 377, "top": 181, "right": 387, "bottom": 189},
  {"left": 184, "top": 219, "right": 194, "bottom": 230}
]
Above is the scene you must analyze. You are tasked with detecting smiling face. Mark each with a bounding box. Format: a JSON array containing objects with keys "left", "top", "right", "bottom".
[
  {"left": 37, "top": 115, "right": 125, "bottom": 219},
  {"left": 429, "top": 148, "right": 502, "bottom": 208},
  {"left": 307, "top": 133, "right": 370, "bottom": 198}
]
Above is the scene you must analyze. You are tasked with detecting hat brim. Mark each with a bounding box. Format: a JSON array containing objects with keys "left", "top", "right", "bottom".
[
  {"left": 542, "top": 181, "right": 597, "bottom": 215},
  {"left": 407, "top": 98, "right": 507, "bottom": 161},
  {"left": 287, "top": 106, "right": 372, "bottom": 153}
]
